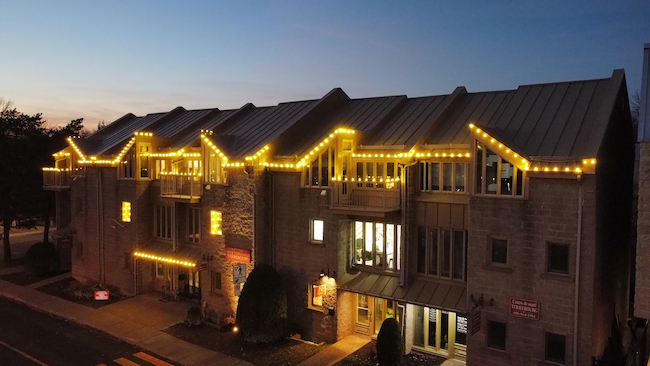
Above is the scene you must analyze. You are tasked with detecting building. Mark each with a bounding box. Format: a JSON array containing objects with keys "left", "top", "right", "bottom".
[{"left": 45, "top": 69, "right": 634, "bottom": 365}]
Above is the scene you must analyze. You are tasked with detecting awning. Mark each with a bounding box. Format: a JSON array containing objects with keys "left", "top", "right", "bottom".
[
  {"left": 337, "top": 271, "right": 468, "bottom": 313},
  {"left": 134, "top": 241, "right": 202, "bottom": 266}
]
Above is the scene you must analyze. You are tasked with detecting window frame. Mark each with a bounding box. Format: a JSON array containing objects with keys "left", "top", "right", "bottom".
[
  {"left": 547, "top": 242, "right": 570, "bottom": 275},
  {"left": 118, "top": 146, "right": 136, "bottom": 179},
  {"left": 187, "top": 207, "right": 201, "bottom": 244},
  {"left": 211, "top": 271, "right": 222, "bottom": 292},
  {"left": 154, "top": 204, "right": 174, "bottom": 240},
  {"left": 489, "top": 237, "right": 509, "bottom": 266},
  {"left": 137, "top": 142, "right": 152, "bottom": 180},
  {"left": 352, "top": 221, "right": 401, "bottom": 272},
  {"left": 310, "top": 219, "right": 324, "bottom": 243},
  {"left": 416, "top": 227, "right": 467, "bottom": 282},
  {"left": 474, "top": 141, "right": 525, "bottom": 198},
  {"left": 308, "top": 283, "right": 325, "bottom": 310},
  {"left": 419, "top": 161, "right": 468, "bottom": 193},
  {"left": 486, "top": 320, "right": 507, "bottom": 351},
  {"left": 303, "top": 143, "right": 335, "bottom": 188},
  {"left": 156, "top": 262, "right": 164, "bottom": 279},
  {"left": 544, "top": 331, "right": 566, "bottom": 364}
]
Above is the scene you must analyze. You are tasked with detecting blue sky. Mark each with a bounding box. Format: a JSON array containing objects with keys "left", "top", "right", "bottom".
[{"left": 1, "top": 1, "right": 648, "bottom": 127}]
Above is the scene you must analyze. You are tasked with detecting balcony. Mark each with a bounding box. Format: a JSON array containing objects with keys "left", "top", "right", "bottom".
[
  {"left": 43, "top": 168, "right": 70, "bottom": 190},
  {"left": 161, "top": 173, "right": 202, "bottom": 202},
  {"left": 331, "top": 180, "right": 401, "bottom": 213}
]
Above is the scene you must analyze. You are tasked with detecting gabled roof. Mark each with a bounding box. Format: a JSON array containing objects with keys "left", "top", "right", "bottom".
[{"left": 67, "top": 69, "right": 628, "bottom": 164}]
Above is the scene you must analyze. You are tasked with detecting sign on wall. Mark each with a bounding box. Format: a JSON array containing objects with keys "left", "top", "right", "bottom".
[
  {"left": 510, "top": 297, "right": 540, "bottom": 320},
  {"left": 233, "top": 263, "right": 247, "bottom": 284},
  {"left": 94, "top": 291, "right": 109, "bottom": 301},
  {"left": 226, "top": 247, "right": 250, "bottom": 264},
  {"left": 312, "top": 285, "right": 326, "bottom": 306}
]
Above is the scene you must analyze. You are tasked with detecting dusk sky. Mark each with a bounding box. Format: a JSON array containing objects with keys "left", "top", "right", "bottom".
[{"left": 1, "top": 1, "right": 649, "bottom": 128}]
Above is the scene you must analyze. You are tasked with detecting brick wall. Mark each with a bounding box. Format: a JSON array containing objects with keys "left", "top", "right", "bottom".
[{"left": 466, "top": 176, "right": 597, "bottom": 366}]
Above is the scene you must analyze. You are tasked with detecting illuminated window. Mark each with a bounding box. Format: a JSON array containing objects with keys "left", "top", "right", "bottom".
[
  {"left": 210, "top": 210, "right": 222, "bottom": 235},
  {"left": 310, "top": 284, "right": 325, "bottom": 308},
  {"left": 475, "top": 142, "right": 524, "bottom": 197},
  {"left": 354, "top": 221, "right": 401, "bottom": 271},
  {"left": 139, "top": 143, "right": 151, "bottom": 179},
  {"left": 121, "top": 201, "right": 131, "bottom": 222},
  {"left": 311, "top": 219, "right": 324, "bottom": 242},
  {"left": 419, "top": 162, "right": 466, "bottom": 193},
  {"left": 303, "top": 144, "right": 334, "bottom": 187}
]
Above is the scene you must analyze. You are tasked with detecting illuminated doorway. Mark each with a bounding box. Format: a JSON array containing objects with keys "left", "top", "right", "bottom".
[{"left": 413, "top": 306, "right": 467, "bottom": 360}]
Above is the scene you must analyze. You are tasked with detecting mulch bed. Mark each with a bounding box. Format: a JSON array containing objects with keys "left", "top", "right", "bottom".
[
  {"left": 165, "top": 323, "right": 327, "bottom": 366},
  {"left": 0, "top": 258, "right": 26, "bottom": 269},
  {"left": 37, "top": 277, "right": 128, "bottom": 309},
  {"left": 0, "top": 269, "right": 62, "bottom": 286},
  {"left": 335, "top": 340, "right": 444, "bottom": 366}
]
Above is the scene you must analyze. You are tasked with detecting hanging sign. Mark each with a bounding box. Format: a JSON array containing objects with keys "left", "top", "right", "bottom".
[
  {"left": 471, "top": 309, "right": 481, "bottom": 335},
  {"left": 510, "top": 297, "right": 540, "bottom": 320},
  {"left": 226, "top": 247, "right": 250, "bottom": 264}
]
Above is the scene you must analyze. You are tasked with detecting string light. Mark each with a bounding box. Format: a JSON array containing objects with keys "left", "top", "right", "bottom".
[
  {"left": 133, "top": 252, "right": 196, "bottom": 267},
  {"left": 297, "top": 128, "right": 355, "bottom": 168},
  {"left": 122, "top": 201, "right": 131, "bottom": 222},
  {"left": 210, "top": 210, "right": 222, "bottom": 235}
]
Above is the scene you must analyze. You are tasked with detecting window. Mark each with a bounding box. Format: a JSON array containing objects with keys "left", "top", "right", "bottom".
[
  {"left": 417, "top": 227, "right": 467, "bottom": 281},
  {"left": 210, "top": 210, "right": 222, "bottom": 235},
  {"left": 475, "top": 142, "right": 524, "bottom": 197},
  {"left": 353, "top": 221, "right": 401, "bottom": 270},
  {"left": 155, "top": 159, "right": 168, "bottom": 179},
  {"left": 490, "top": 238, "right": 508, "bottom": 265},
  {"left": 419, "top": 162, "right": 467, "bottom": 193},
  {"left": 204, "top": 143, "right": 226, "bottom": 183},
  {"left": 156, "top": 262, "right": 164, "bottom": 279},
  {"left": 547, "top": 243, "right": 569, "bottom": 274},
  {"left": 154, "top": 205, "right": 174, "bottom": 239},
  {"left": 303, "top": 144, "right": 335, "bottom": 187},
  {"left": 139, "top": 143, "right": 151, "bottom": 178},
  {"left": 456, "top": 315, "right": 468, "bottom": 345},
  {"left": 545, "top": 332, "right": 566, "bottom": 364},
  {"left": 188, "top": 207, "right": 201, "bottom": 243},
  {"left": 121, "top": 201, "right": 131, "bottom": 222},
  {"left": 311, "top": 219, "right": 324, "bottom": 242},
  {"left": 310, "top": 284, "right": 325, "bottom": 308},
  {"left": 118, "top": 147, "right": 135, "bottom": 179},
  {"left": 211, "top": 271, "right": 222, "bottom": 292},
  {"left": 487, "top": 320, "right": 506, "bottom": 351}
]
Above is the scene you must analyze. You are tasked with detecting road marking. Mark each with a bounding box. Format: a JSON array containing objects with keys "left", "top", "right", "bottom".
[
  {"left": 113, "top": 358, "right": 141, "bottom": 366},
  {"left": 134, "top": 352, "right": 174, "bottom": 366},
  {"left": 0, "top": 339, "right": 49, "bottom": 366}
]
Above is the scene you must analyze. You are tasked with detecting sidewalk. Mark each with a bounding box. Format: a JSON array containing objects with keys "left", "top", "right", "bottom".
[
  {"left": 0, "top": 278, "right": 253, "bottom": 366},
  {"left": 298, "top": 335, "right": 369, "bottom": 366}
]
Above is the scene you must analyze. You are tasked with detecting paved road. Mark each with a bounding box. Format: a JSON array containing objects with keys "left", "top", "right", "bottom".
[
  {"left": 1, "top": 229, "right": 53, "bottom": 261},
  {"left": 0, "top": 297, "right": 178, "bottom": 366}
]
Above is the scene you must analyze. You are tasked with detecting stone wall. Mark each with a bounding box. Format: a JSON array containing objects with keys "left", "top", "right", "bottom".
[{"left": 636, "top": 142, "right": 650, "bottom": 319}]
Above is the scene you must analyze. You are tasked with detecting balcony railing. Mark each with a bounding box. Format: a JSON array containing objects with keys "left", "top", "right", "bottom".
[
  {"left": 331, "top": 180, "right": 401, "bottom": 212},
  {"left": 161, "top": 173, "right": 202, "bottom": 199},
  {"left": 42, "top": 168, "right": 70, "bottom": 190}
]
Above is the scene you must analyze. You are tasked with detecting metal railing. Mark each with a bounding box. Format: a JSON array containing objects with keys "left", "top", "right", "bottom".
[
  {"left": 161, "top": 174, "right": 203, "bottom": 198},
  {"left": 42, "top": 169, "right": 70, "bottom": 189},
  {"left": 331, "top": 180, "right": 401, "bottom": 211}
]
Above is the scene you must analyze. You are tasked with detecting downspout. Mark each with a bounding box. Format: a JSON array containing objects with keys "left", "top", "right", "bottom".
[
  {"left": 399, "top": 162, "right": 417, "bottom": 287},
  {"left": 573, "top": 175, "right": 583, "bottom": 366},
  {"left": 98, "top": 169, "right": 105, "bottom": 285}
]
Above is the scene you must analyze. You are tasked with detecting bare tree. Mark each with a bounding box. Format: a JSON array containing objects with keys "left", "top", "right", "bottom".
[{"left": 0, "top": 98, "right": 13, "bottom": 113}]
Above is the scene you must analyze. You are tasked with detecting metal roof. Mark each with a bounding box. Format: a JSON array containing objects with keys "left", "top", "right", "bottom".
[
  {"left": 168, "top": 108, "right": 239, "bottom": 149},
  {"left": 426, "top": 72, "right": 624, "bottom": 159},
  {"left": 337, "top": 271, "right": 468, "bottom": 313},
  {"left": 80, "top": 113, "right": 165, "bottom": 156},
  {"left": 149, "top": 109, "right": 215, "bottom": 138}
]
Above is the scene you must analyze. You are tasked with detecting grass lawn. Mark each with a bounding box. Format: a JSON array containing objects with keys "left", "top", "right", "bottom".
[
  {"left": 335, "top": 340, "right": 444, "bottom": 366},
  {"left": 0, "top": 269, "right": 62, "bottom": 286},
  {"left": 37, "top": 277, "right": 128, "bottom": 309},
  {"left": 166, "top": 323, "right": 327, "bottom": 366}
]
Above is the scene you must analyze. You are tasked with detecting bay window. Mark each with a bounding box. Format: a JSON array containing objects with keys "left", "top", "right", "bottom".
[
  {"left": 353, "top": 221, "right": 401, "bottom": 271},
  {"left": 303, "top": 144, "right": 335, "bottom": 187}
]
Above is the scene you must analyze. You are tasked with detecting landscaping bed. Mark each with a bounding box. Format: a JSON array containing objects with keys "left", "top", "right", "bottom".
[
  {"left": 0, "top": 268, "right": 61, "bottom": 286},
  {"left": 165, "top": 323, "right": 327, "bottom": 366},
  {"left": 37, "top": 277, "right": 127, "bottom": 308},
  {"left": 336, "top": 340, "right": 444, "bottom": 366}
]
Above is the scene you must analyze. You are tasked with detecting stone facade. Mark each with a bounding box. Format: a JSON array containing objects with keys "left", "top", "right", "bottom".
[{"left": 636, "top": 142, "right": 650, "bottom": 320}]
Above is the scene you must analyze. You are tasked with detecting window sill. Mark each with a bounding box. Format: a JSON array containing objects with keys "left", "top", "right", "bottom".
[
  {"left": 481, "top": 347, "right": 510, "bottom": 359},
  {"left": 482, "top": 265, "right": 513, "bottom": 274},
  {"left": 540, "top": 272, "right": 574, "bottom": 282},
  {"left": 538, "top": 360, "right": 566, "bottom": 366},
  {"left": 306, "top": 305, "right": 324, "bottom": 312},
  {"left": 473, "top": 193, "right": 525, "bottom": 200},
  {"left": 307, "top": 241, "right": 325, "bottom": 248}
]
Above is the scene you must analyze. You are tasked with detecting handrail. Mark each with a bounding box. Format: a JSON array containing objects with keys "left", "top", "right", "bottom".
[
  {"left": 160, "top": 174, "right": 202, "bottom": 198},
  {"left": 331, "top": 180, "right": 400, "bottom": 211}
]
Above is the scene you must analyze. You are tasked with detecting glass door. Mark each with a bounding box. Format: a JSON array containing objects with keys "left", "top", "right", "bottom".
[{"left": 356, "top": 294, "right": 371, "bottom": 335}]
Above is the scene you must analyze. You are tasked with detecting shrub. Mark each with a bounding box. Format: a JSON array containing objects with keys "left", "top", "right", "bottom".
[
  {"left": 236, "top": 264, "right": 287, "bottom": 343},
  {"left": 185, "top": 306, "right": 203, "bottom": 327},
  {"left": 24, "top": 242, "right": 60, "bottom": 276},
  {"left": 377, "top": 318, "right": 402, "bottom": 366}
]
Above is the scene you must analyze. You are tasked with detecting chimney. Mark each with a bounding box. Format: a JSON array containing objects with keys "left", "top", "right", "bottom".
[{"left": 640, "top": 43, "right": 650, "bottom": 142}]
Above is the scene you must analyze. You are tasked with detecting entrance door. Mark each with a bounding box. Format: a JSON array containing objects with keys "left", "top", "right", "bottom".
[
  {"left": 413, "top": 306, "right": 466, "bottom": 360},
  {"left": 356, "top": 294, "right": 371, "bottom": 335}
]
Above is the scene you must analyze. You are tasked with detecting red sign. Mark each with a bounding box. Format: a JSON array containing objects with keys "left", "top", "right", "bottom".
[
  {"left": 94, "top": 291, "right": 110, "bottom": 301},
  {"left": 510, "top": 297, "right": 539, "bottom": 320},
  {"left": 313, "top": 285, "right": 325, "bottom": 297},
  {"left": 226, "top": 248, "right": 250, "bottom": 264}
]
